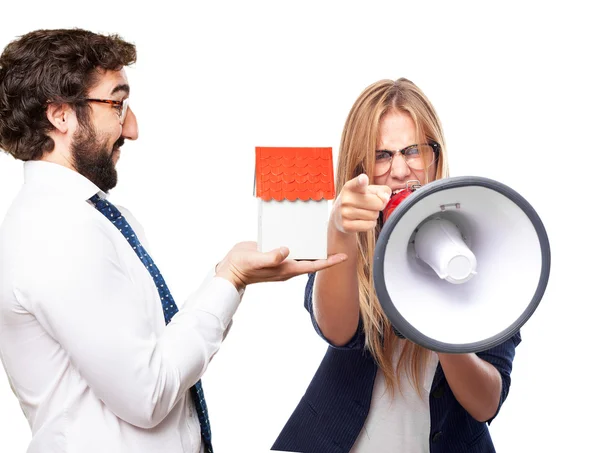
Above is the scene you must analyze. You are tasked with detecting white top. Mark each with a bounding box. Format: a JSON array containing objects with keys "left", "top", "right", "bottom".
[
  {"left": 350, "top": 341, "right": 439, "bottom": 453},
  {"left": 0, "top": 161, "right": 242, "bottom": 453}
]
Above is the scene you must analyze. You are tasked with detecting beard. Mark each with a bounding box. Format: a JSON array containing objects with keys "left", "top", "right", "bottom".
[{"left": 71, "top": 122, "right": 124, "bottom": 193}]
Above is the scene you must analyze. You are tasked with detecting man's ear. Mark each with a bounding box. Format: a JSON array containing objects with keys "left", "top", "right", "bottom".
[{"left": 46, "top": 103, "right": 73, "bottom": 134}]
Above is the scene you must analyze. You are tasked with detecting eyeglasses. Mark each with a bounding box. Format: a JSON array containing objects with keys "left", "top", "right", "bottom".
[
  {"left": 84, "top": 98, "right": 129, "bottom": 124},
  {"left": 374, "top": 141, "right": 440, "bottom": 177}
]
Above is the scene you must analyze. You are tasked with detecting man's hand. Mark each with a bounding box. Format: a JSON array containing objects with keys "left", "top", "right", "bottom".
[{"left": 215, "top": 241, "right": 347, "bottom": 292}]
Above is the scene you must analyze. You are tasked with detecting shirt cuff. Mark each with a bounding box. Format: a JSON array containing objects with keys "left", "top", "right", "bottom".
[{"left": 184, "top": 275, "right": 242, "bottom": 329}]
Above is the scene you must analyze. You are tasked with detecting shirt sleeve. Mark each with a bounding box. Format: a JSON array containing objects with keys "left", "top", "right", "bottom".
[
  {"left": 304, "top": 272, "right": 365, "bottom": 350},
  {"left": 476, "top": 331, "right": 521, "bottom": 424},
  {"left": 14, "top": 214, "right": 241, "bottom": 429}
]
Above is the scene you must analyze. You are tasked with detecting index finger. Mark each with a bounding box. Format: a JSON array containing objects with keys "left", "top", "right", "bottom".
[
  {"left": 366, "top": 184, "right": 392, "bottom": 203},
  {"left": 345, "top": 174, "right": 369, "bottom": 194}
]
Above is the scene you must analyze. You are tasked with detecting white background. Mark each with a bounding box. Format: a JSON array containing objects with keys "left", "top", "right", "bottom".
[{"left": 1, "top": 1, "right": 598, "bottom": 452}]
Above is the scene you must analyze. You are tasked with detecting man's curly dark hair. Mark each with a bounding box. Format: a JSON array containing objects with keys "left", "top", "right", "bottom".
[{"left": 0, "top": 28, "right": 136, "bottom": 161}]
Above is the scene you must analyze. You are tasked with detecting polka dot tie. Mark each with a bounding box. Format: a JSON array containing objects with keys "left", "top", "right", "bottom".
[{"left": 89, "top": 194, "right": 213, "bottom": 453}]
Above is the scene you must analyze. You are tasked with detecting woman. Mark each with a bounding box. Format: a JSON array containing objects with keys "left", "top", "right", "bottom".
[{"left": 272, "top": 78, "right": 520, "bottom": 453}]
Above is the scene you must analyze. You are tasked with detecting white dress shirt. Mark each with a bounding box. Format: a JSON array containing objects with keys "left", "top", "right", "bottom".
[
  {"left": 350, "top": 342, "right": 439, "bottom": 452},
  {"left": 0, "top": 161, "right": 242, "bottom": 453}
]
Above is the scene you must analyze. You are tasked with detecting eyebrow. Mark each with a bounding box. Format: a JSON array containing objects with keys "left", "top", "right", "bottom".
[
  {"left": 111, "top": 84, "right": 130, "bottom": 96},
  {"left": 376, "top": 144, "right": 418, "bottom": 151}
]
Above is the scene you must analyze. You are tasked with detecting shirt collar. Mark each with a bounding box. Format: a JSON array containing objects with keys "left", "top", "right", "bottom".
[{"left": 23, "top": 160, "right": 107, "bottom": 201}]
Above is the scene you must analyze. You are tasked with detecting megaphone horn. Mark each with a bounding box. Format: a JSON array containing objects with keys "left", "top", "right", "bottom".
[{"left": 374, "top": 176, "right": 551, "bottom": 353}]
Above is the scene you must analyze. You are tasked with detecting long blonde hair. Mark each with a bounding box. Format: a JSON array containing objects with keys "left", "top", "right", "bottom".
[{"left": 336, "top": 78, "right": 450, "bottom": 394}]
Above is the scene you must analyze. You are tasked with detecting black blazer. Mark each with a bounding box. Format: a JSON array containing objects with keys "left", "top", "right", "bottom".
[{"left": 273, "top": 273, "right": 521, "bottom": 453}]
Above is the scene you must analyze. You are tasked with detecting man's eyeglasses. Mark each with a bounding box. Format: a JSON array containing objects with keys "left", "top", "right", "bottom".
[
  {"left": 374, "top": 141, "right": 440, "bottom": 177},
  {"left": 85, "top": 98, "right": 129, "bottom": 125}
]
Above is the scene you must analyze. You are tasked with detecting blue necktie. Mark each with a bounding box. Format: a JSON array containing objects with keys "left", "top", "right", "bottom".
[{"left": 89, "top": 194, "right": 213, "bottom": 453}]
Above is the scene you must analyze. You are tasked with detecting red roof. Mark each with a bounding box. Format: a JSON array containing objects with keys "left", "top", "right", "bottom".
[{"left": 255, "top": 147, "right": 335, "bottom": 201}]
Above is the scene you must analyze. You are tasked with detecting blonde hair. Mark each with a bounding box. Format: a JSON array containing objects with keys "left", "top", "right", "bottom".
[{"left": 336, "top": 78, "right": 450, "bottom": 395}]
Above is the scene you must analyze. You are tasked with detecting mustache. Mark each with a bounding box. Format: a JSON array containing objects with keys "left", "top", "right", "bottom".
[{"left": 113, "top": 137, "right": 125, "bottom": 151}]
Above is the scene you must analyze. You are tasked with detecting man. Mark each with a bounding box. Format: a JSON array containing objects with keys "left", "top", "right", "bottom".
[{"left": 0, "top": 29, "right": 345, "bottom": 453}]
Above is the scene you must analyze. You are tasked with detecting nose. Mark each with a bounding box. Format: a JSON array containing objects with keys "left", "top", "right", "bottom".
[
  {"left": 121, "top": 107, "right": 139, "bottom": 141},
  {"left": 390, "top": 153, "right": 411, "bottom": 179}
]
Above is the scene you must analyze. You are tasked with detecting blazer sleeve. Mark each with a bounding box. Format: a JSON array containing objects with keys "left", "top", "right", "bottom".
[
  {"left": 476, "top": 331, "right": 522, "bottom": 424},
  {"left": 304, "top": 272, "right": 365, "bottom": 350}
]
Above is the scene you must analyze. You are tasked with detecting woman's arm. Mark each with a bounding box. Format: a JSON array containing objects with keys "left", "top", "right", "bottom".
[
  {"left": 438, "top": 333, "right": 521, "bottom": 422},
  {"left": 313, "top": 174, "right": 390, "bottom": 346},
  {"left": 437, "top": 353, "right": 502, "bottom": 422}
]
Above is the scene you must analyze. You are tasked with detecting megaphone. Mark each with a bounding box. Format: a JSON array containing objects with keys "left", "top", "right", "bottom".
[{"left": 374, "top": 176, "right": 550, "bottom": 353}]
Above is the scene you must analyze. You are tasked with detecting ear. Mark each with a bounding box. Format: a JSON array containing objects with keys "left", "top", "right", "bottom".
[{"left": 46, "top": 103, "right": 73, "bottom": 134}]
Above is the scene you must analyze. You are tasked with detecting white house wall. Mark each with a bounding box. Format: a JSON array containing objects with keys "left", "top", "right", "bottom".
[{"left": 258, "top": 199, "right": 329, "bottom": 260}]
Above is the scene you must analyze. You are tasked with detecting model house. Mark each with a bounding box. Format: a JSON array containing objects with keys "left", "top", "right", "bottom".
[{"left": 255, "top": 146, "right": 335, "bottom": 260}]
